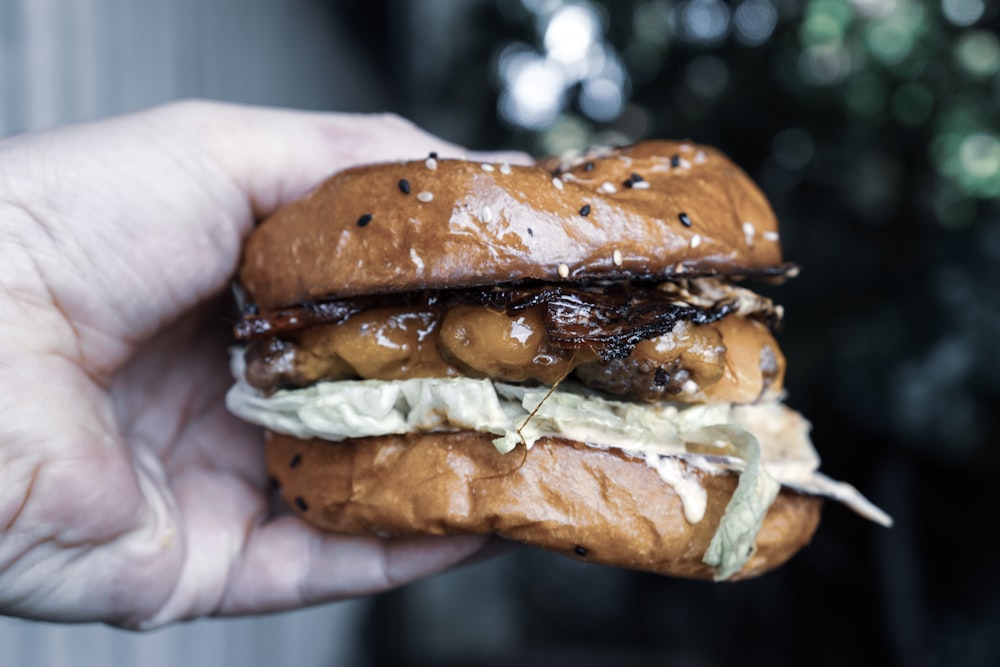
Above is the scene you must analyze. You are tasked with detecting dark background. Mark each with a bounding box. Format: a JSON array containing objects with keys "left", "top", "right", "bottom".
[{"left": 332, "top": 1, "right": 1000, "bottom": 665}]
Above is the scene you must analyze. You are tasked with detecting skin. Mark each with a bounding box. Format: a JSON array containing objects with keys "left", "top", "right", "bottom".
[{"left": 0, "top": 101, "right": 522, "bottom": 629}]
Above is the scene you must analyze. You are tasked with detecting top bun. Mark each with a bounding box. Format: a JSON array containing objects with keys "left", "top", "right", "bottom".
[{"left": 239, "top": 141, "right": 782, "bottom": 310}]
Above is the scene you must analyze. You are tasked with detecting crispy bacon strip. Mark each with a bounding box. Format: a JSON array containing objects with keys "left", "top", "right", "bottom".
[{"left": 234, "top": 283, "right": 760, "bottom": 362}]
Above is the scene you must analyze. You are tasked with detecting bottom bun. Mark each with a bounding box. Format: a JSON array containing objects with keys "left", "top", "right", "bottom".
[{"left": 266, "top": 430, "right": 822, "bottom": 580}]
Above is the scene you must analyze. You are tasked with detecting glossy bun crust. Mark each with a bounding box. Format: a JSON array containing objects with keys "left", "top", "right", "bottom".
[
  {"left": 266, "top": 430, "right": 822, "bottom": 580},
  {"left": 241, "top": 142, "right": 783, "bottom": 310}
]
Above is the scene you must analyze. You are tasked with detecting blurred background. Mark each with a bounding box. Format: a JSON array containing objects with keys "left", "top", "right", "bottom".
[{"left": 1, "top": 0, "right": 998, "bottom": 665}]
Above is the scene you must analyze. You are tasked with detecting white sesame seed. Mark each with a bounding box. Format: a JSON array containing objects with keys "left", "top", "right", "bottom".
[
  {"left": 558, "top": 263, "right": 570, "bottom": 278},
  {"left": 552, "top": 177, "right": 564, "bottom": 190},
  {"left": 681, "top": 379, "right": 699, "bottom": 394},
  {"left": 694, "top": 151, "right": 707, "bottom": 164},
  {"left": 481, "top": 205, "right": 493, "bottom": 223},
  {"left": 480, "top": 163, "right": 495, "bottom": 172},
  {"left": 785, "top": 266, "right": 801, "bottom": 278},
  {"left": 631, "top": 180, "right": 651, "bottom": 190},
  {"left": 679, "top": 158, "right": 692, "bottom": 169},
  {"left": 425, "top": 157, "right": 438, "bottom": 170},
  {"left": 775, "top": 305, "right": 786, "bottom": 319},
  {"left": 599, "top": 181, "right": 617, "bottom": 194},
  {"left": 613, "top": 249, "right": 623, "bottom": 266},
  {"left": 763, "top": 230, "right": 780, "bottom": 241},
  {"left": 680, "top": 143, "right": 692, "bottom": 152},
  {"left": 690, "top": 234, "right": 702, "bottom": 249},
  {"left": 742, "top": 221, "right": 756, "bottom": 245},
  {"left": 499, "top": 163, "right": 512, "bottom": 175},
  {"left": 417, "top": 191, "right": 434, "bottom": 203}
]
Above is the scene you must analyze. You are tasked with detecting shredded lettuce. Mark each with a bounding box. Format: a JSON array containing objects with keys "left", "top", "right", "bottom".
[
  {"left": 227, "top": 349, "right": 891, "bottom": 579},
  {"left": 685, "top": 425, "right": 781, "bottom": 580}
]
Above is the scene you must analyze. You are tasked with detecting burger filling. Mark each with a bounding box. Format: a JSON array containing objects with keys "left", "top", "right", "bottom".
[
  {"left": 238, "top": 278, "right": 786, "bottom": 405},
  {"left": 229, "top": 276, "right": 891, "bottom": 579}
]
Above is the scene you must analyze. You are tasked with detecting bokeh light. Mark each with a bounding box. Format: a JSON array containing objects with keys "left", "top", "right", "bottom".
[
  {"left": 733, "top": 0, "right": 779, "bottom": 46},
  {"left": 941, "top": 0, "right": 986, "bottom": 27},
  {"left": 673, "top": 0, "right": 731, "bottom": 47},
  {"left": 954, "top": 29, "right": 1000, "bottom": 78}
]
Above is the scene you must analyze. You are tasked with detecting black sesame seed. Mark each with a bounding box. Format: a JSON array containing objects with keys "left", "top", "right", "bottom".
[
  {"left": 631, "top": 172, "right": 645, "bottom": 182},
  {"left": 357, "top": 213, "right": 373, "bottom": 227},
  {"left": 574, "top": 545, "right": 588, "bottom": 557},
  {"left": 623, "top": 179, "right": 634, "bottom": 188},
  {"left": 289, "top": 453, "right": 301, "bottom": 469},
  {"left": 653, "top": 367, "right": 669, "bottom": 386},
  {"left": 678, "top": 212, "right": 692, "bottom": 227},
  {"left": 294, "top": 496, "right": 309, "bottom": 512},
  {"left": 242, "top": 303, "right": 259, "bottom": 316},
  {"left": 671, "top": 154, "right": 681, "bottom": 168},
  {"left": 398, "top": 178, "right": 411, "bottom": 194},
  {"left": 580, "top": 204, "right": 591, "bottom": 217},
  {"left": 583, "top": 161, "right": 595, "bottom": 172},
  {"left": 268, "top": 476, "right": 280, "bottom": 490},
  {"left": 429, "top": 151, "right": 438, "bottom": 159},
  {"left": 527, "top": 227, "right": 534, "bottom": 237}
]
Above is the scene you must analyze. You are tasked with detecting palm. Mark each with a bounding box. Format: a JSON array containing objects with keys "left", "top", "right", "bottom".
[{"left": 0, "top": 102, "right": 507, "bottom": 628}]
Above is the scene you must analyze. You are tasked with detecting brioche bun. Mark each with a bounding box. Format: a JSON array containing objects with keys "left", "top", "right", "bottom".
[
  {"left": 266, "top": 430, "right": 822, "bottom": 579},
  {"left": 239, "top": 141, "right": 785, "bottom": 310}
]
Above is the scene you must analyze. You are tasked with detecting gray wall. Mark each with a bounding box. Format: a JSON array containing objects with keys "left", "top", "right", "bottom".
[{"left": 0, "top": 0, "right": 388, "bottom": 136}]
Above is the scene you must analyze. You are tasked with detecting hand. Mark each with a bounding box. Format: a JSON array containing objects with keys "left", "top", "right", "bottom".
[{"left": 0, "top": 101, "right": 516, "bottom": 629}]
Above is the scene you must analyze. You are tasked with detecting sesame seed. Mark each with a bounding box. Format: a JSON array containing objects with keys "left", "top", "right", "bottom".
[
  {"left": 583, "top": 161, "right": 595, "bottom": 172},
  {"left": 398, "top": 178, "right": 411, "bottom": 194},
  {"left": 678, "top": 212, "right": 692, "bottom": 227},
  {"left": 763, "top": 230, "right": 780, "bottom": 241},
  {"left": 499, "top": 163, "right": 512, "bottom": 175},
  {"left": 552, "top": 177, "right": 564, "bottom": 190},
  {"left": 574, "top": 545, "right": 588, "bottom": 557},
  {"left": 290, "top": 453, "right": 301, "bottom": 469},
  {"left": 425, "top": 157, "right": 438, "bottom": 170},
  {"left": 481, "top": 163, "right": 495, "bottom": 172},
  {"left": 294, "top": 497, "right": 309, "bottom": 512},
  {"left": 680, "top": 158, "right": 692, "bottom": 169},
  {"left": 743, "top": 221, "right": 756, "bottom": 245},
  {"left": 785, "top": 266, "right": 800, "bottom": 278},
  {"left": 690, "top": 234, "right": 702, "bottom": 249},
  {"left": 417, "top": 191, "right": 434, "bottom": 203},
  {"left": 623, "top": 173, "right": 644, "bottom": 188},
  {"left": 671, "top": 154, "right": 681, "bottom": 168},
  {"left": 680, "top": 143, "right": 692, "bottom": 152},
  {"left": 356, "top": 213, "right": 373, "bottom": 227},
  {"left": 481, "top": 205, "right": 493, "bottom": 223},
  {"left": 681, "top": 379, "right": 698, "bottom": 394},
  {"left": 527, "top": 227, "right": 534, "bottom": 237},
  {"left": 558, "top": 263, "right": 570, "bottom": 278},
  {"left": 428, "top": 151, "right": 439, "bottom": 160},
  {"left": 580, "top": 204, "right": 591, "bottom": 217},
  {"left": 600, "top": 182, "right": 617, "bottom": 194},
  {"left": 632, "top": 180, "right": 651, "bottom": 190},
  {"left": 694, "top": 151, "right": 707, "bottom": 164},
  {"left": 613, "top": 249, "right": 623, "bottom": 266}
]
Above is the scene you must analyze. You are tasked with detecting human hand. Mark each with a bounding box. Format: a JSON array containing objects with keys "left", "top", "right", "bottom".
[{"left": 0, "top": 101, "right": 519, "bottom": 629}]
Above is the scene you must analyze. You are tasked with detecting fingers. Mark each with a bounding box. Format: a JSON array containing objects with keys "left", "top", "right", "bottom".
[{"left": 210, "top": 516, "right": 488, "bottom": 620}]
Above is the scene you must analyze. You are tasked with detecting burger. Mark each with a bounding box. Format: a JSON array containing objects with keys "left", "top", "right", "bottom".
[{"left": 226, "top": 141, "right": 890, "bottom": 581}]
